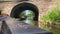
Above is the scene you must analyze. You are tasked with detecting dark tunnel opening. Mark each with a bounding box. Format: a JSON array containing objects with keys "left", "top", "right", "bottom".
[{"left": 10, "top": 3, "right": 39, "bottom": 21}]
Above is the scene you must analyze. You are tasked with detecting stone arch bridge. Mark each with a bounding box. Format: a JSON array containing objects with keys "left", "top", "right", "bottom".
[{"left": 0, "top": 0, "right": 58, "bottom": 27}]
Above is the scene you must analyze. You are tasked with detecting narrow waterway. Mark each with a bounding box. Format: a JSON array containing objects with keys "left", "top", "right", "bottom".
[
  {"left": 25, "top": 20, "right": 60, "bottom": 34},
  {"left": 42, "top": 24, "right": 60, "bottom": 34},
  {"left": 24, "top": 20, "right": 60, "bottom": 34}
]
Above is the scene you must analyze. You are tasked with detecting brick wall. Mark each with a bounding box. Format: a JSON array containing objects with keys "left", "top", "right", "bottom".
[{"left": 0, "top": 0, "right": 58, "bottom": 27}]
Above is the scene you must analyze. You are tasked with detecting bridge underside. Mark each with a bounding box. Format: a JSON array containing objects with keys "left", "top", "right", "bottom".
[{"left": 10, "top": 3, "right": 38, "bottom": 21}]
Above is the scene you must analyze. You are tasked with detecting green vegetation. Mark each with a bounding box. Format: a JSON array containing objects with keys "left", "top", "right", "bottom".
[
  {"left": 19, "top": 10, "right": 35, "bottom": 25},
  {"left": 19, "top": 10, "right": 35, "bottom": 20},
  {"left": 42, "top": 8, "right": 60, "bottom": 34},
  {"left": 42, "top": 8, "right": 60, "bottom": 23}
]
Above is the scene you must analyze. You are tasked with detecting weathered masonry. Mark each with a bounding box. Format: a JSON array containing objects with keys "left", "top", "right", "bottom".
[{"left": 0, "top": 0, "right": 58, "bottom": 27}]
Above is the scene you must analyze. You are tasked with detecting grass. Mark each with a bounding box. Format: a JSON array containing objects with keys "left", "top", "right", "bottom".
[{"left": 42, "top": 8, "right": 60, "bottom": 23}]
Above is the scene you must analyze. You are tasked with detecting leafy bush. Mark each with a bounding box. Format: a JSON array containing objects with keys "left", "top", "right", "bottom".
[{"left": 42, "top": 8, "right": 60, "bottom": 23}]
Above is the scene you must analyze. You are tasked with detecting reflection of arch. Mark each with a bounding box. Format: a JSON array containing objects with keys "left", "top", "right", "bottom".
[{"left": 10, "top": 3, "right": 39, "bottom": 21}]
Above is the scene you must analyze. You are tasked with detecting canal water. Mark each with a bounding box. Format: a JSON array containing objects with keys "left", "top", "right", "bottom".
[
  {"left": 42, "top": 24, "right": 60, "bottom": 34},
  {"left": 22, "top": 20, "right": 60, "bottom": 34},
  {"left": 25, "top": 20, "right": 60, "bottom": 34}
]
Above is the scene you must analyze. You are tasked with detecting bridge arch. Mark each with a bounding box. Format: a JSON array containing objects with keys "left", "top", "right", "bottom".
[{"left": 10, "top": 2, "right": 39, "bottom": 21}]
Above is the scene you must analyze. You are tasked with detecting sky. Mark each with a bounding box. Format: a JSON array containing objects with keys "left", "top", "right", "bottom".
[{"left": 25, "top": 10, "right": 31, "bottom": 15}]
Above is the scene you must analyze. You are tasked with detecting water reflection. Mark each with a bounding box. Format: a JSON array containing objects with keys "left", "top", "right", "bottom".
[
  {"left": 25, "top": 17, "right": 36, "bottom": 26},
  {"left": 42, "top": 24, "right": 60, "bottom": 34}
]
